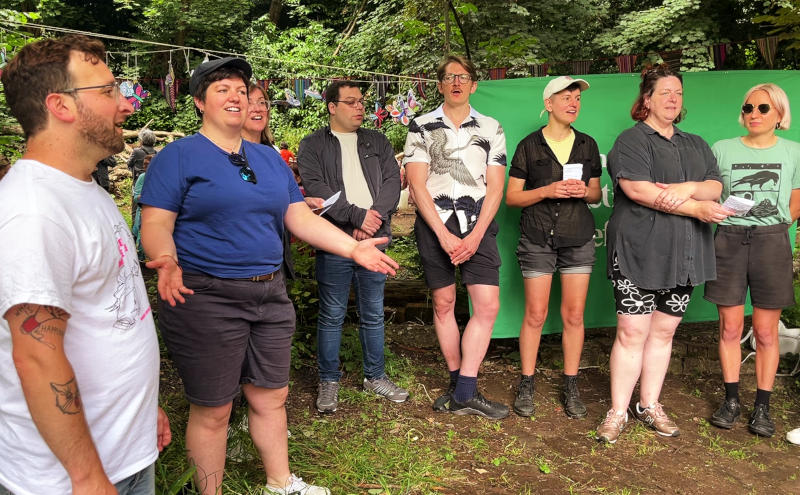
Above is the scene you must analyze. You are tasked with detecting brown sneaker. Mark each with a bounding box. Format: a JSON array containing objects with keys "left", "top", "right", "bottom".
[
  {"left": 631, "top": 402, "right": 680, "bottom": 437},
  {"left": 596, "top": 409, "right": 628, "bottom": 444}
]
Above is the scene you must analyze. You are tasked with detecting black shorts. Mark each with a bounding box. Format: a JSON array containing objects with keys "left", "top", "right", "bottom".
[
  {"left": 414, "top": 214, "right": 501, "bottom": 289},
  {"left": 704, "top": 224, "right": 795, "bottom": 309},
  {"left": 610, "top": 255, "right": 694, "bottom": 317},
  {"left": 158, "top": 270, "right": 295, "bottom": 407}
]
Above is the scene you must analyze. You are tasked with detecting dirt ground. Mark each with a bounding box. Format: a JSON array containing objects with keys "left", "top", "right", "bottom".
[{"left": 285, "top": 321, "right": 800, "bottom": 494}]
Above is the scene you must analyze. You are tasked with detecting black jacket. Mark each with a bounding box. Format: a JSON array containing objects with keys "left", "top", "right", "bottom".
[{"left": 297, "top": 126, "right": 401, "bottom": 243}]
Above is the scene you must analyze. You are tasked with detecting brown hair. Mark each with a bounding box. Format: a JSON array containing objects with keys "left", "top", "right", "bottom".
[
  {"left": 436, "top": 54, "right": 477, "bottom": 82},
  {"left": 630, "top": 64, "right": 684, "bottom": 124},
  {"left": 1, "top": 34, "right": 106, "bottom": 138},
  {"left": 247, "top": 83, "right": 275, "bottom": 145}
]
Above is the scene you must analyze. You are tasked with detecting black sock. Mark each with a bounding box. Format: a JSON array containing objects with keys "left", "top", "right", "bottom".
[
  {"left": 448, "top": 368, "right": 460, "bottom": 386},
  {"left": 453, "top": 375, "right": 478, "bottom": 403},
  {"left": 724, "top": 381, "right": 739, "bottom": 401},
  {"left": 521, "top": 373, "right": 534, "bottom": 381},
  {"left": 755, "top": 388, "right": 771, "bottom": 407}
]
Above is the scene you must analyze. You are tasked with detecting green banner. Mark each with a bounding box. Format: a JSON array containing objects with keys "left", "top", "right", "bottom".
[{"left": 470, "top": 71, "right": 800, "bottom": 338}]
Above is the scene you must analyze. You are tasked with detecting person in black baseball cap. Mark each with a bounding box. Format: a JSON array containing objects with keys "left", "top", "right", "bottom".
[
  {"left": 188, "top": 57, "right": 252, "bottom": 118},
  {"left": 140, "top": 51, "right": 396, "bottom": 494}
]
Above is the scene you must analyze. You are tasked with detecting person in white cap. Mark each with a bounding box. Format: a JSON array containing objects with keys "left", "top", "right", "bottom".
[{"left": 505, "top": 75, "right": 602, "bottom": 419}]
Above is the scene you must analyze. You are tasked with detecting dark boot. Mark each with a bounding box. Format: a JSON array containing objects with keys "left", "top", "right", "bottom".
[{"left": 561, "top": 374, "right": 587, "bottom": 419}]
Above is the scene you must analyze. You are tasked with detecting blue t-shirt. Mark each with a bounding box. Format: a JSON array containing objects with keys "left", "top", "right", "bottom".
[{"left": 141, "top": 133, "right": 303, "bottom": 278}]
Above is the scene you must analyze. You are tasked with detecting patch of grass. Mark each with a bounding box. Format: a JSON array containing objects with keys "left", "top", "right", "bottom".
[
  {"left": 287, "top": 414, "right": 459, "bottom": 493},
  {"left": 385, "top": 233, "right": 424, "bottom": 280}
]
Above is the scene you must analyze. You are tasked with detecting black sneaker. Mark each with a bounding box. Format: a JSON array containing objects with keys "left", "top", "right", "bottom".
[
  {"left": 709, "top": 398, "right": 741, "bottom": 429},
  {"left": 432, "top": 381, "right": 456, "bottom": 412},
  {"left": 449, "top": 391, "right": 509, "bottom": 420},
  {"left": 513, "top": 376, "right": 535, "bottom": 417},
  {"left": 748, "top": 403, "right": 775, "bottom": 437},
  {"left": 561, "top": 375, "right": 587, "bottom": 419}
]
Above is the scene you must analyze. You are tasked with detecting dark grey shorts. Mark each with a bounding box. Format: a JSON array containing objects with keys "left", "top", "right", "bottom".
[
  {"left": 414, "top": 214, "right": 501, "bottom": 289},
  {"left": 704, "top": 224, "right": 795, "bottom": 309},
  {"left": 158, "top": 270, "right": 295, "bottom": 407},
  {"left": 516, "top": 236, "right": 595, "bottom": 278}
]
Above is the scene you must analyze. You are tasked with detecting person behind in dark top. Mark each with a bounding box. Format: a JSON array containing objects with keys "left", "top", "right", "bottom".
[
  {"left": 92, "top": 155, "right": 115, "bottom": 192},
  {"left": 505, "top": 75, "right": 602, "bottom": 420},
  {"left": 128, "top": 128, "right": 156, "bottom": 184}
]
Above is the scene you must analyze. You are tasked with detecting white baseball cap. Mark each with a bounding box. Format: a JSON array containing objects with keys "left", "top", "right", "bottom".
[{"left": 543, "top": 75, "right": 590, "bottom": 102}]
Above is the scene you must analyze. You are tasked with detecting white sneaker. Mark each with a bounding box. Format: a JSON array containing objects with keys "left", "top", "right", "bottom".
[
  {"left": 787, "top": 427, "right": 800, "bottom": 445},
  {"left": 263, "top": 474, "right": 330, "bottom": 495}
]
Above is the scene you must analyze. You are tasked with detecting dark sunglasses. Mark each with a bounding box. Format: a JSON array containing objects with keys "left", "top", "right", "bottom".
[
  {"left": 742, "top": 103, "right": 771, "bottom": 114},
  {"left": 228, "top": 148, "right": 257, "bottom": 184}
]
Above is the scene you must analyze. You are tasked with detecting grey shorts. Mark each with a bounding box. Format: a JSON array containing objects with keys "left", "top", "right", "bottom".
[
  {"left": 517, "top": 236, "right": 595, "bottom": 278},
  {"left": 158, "top": 270, "right": 295, "bottom": 407},
  {"left": 414, "top": 214, "right": 501, "bottom": 289},
  {"left": 704, "top": 224, "right": 795, "bottom": 309}
]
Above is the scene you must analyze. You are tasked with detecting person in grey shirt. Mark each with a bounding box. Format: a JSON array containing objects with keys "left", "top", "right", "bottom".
[{"left": 595, "top": 64, "right": 733, "bottom": 444}]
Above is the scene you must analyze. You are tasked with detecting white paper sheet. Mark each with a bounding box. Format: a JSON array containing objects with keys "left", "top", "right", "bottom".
[
  {"left": 722, "top": 195, "right": 754, "bottom": 216},
  {"left": 562, "top": 163, "right": 583, "bottom": 181}
]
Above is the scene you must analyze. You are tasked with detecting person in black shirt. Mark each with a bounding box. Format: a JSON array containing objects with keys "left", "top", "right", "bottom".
[{"left": 506, "top": 76, "right": 601, "bottom": 420}]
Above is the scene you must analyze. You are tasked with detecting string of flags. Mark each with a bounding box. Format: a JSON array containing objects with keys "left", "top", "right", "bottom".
[{"left": 0, "top": 21, "right": 787, "bottom": 122}]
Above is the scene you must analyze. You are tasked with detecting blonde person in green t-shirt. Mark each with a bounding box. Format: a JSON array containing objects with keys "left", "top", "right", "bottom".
[
  {"left": 506, "top": 76, "right": 602, "bottom": 419},
  {"left": 705, "top": 83, "right": 800, "bottom": 438}
]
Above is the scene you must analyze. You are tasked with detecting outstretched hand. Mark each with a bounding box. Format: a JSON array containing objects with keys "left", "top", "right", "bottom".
[
  {"left": 351, "top": 237, "right": 399, "bottom": 276},
  {"left": 145, "top": 255, "right": 193, "bottom": 306}
]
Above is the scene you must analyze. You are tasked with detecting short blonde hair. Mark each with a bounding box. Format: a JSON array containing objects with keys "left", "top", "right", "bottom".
[{"left": 739, "top": 83, "right": 791, "bottom": 130}]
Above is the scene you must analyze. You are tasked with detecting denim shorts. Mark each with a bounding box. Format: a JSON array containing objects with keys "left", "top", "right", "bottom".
[
  {"left": 516, "top": 236, "right": 595, "bottom": 278},
  {"left": 158, "top": 270, "right": 295, "bottom": 406},
  {"left": 704, "top": 224, "right": 795, "bottom": 309}
]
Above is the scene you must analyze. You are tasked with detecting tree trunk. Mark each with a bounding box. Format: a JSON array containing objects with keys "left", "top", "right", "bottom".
[{"left": 269, "top": 0, "right": 283, "bottom": 24}]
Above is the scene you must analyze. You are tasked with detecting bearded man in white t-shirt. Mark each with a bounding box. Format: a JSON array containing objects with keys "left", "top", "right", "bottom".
[{"left": 0, "top": 35, "right": 170, "bottom": 495}]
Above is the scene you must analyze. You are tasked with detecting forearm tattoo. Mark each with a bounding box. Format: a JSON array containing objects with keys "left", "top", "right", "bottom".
[
  {"left": 13, "top": 304, "right": 68, "bottom": 349},
  {"left": 50, "top": 377, "right": 82, "bottom": 415}
]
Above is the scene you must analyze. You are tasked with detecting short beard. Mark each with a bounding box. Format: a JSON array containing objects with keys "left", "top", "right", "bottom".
[{"left": 75, "top": 98, "right": 124, "bottom": 154}]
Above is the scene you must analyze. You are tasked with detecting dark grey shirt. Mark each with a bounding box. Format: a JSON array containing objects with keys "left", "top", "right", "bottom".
[{"left": 607, "top": 121, "right": 722, "bottom": 289}]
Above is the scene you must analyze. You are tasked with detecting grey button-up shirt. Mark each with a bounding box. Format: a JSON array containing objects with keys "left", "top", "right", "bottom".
[{"left": 606, "top": 121, "right": 722, "bottom": 290}]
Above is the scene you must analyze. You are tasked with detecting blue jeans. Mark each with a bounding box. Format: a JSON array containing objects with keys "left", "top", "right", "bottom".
[
  {"left": 0, "top": 463, "right": 154, "bottom": 495},
  {"left": 316, "top": 250, "right": 387, "bottom": 382},
  {"left": 115, "top": 463, "right": 155, "bottom": 495}
]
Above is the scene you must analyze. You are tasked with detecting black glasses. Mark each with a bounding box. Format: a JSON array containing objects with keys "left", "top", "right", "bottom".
[
  {"left": 334, "top": 98, "right": 365, "bottom": 108},
  {"left": 742, "top": 103, "right": 771, "bottom": 114},
  {"left": 228, "top": 148, "right": 257, "bottom": 184}
]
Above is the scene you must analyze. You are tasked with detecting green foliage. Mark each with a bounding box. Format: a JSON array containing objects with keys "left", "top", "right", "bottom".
[
  {"left": 385, "top": 233, "right": 423, "bottom": 280},
  {"left": 0, "top": 9, "right": 40, "bottom": 161},
  {"left": 756, "top": 0, "right": 800, "bottom": 50},
  {"left": 124, "top": 94, "right": 201, "bottom": 135}
]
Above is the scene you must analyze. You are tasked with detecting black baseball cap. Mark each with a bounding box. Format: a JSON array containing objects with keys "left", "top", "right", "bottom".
[{"left": 189, "top": 57, "right": 252, "bottom": 96}]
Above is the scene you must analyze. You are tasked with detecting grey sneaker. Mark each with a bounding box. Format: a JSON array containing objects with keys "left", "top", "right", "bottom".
[
  {"left": 263, "top": 474, "right": 330, "bottom": 495},
  {"left": 363, "top": 376, "right": 409, "bottom": 403},
  {"left": 316, "top": 381, "right": 339, "bottom": 413}
]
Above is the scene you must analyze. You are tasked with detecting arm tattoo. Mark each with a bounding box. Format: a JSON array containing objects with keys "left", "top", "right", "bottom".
[
  {"left": 50, "top": 377, "right": 82, "bottom": 415},
  {"left": 14, "top": 304, "right": 68, "bottom": 349}
]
